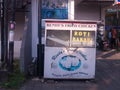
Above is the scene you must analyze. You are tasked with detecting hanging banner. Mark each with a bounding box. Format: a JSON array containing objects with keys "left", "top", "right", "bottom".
[
  {"left": 114, "top": 0, "right": 120, "bottom": 5},
  {"left": 42, "top": 0, "right": 68, "bottom": 19},
  {"left": 44, "top": 20, "right": 97, "bottom": 79}
]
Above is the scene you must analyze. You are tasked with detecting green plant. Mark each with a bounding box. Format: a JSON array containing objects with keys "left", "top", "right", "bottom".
[{"left": 0, "top": 60, "right": 25, "bottom": 89}]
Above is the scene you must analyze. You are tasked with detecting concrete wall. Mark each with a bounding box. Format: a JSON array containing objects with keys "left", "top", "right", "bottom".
[
  {"left": 75, "top": 3, "right": 101, "bottom": 21},
  {"left": 0, "top": 41, "right": 22, "bottom": 59},
  {"left": 14, "top": 12, "right": 25, "bottom": 58},
  {"left": 15, "top": 12, "right": 25, "bottom": 41},
  {"left": 0, "top": 12, "right": 25, "bottom": 59},
  {"left": 20, "top": 4, "right": 32, "bottom": 74}
]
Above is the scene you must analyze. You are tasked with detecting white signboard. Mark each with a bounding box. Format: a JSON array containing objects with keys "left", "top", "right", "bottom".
[{"left": 44, "top": 20, "right": 97, "bottom": 79}]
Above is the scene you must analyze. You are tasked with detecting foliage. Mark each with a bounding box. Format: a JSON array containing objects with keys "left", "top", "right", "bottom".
[{"left": 0, "top": 60, "right": 25, "bottom": 89}]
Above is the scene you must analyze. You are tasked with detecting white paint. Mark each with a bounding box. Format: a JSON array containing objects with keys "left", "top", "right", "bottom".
[
  {"left": 44, "top": 20, "right": 97, "bottom": 79},
  {"left": 9, "top": 31, "right": 14, "bottom": 42},
  {"left": 44, "top": 47, "right": 96, "bottom": 79},
  {"left": 68, "top": 0, "right": 74, "bottom": 20},
  {"left": 0, "top": 41, "right": 22, "bottom": 59},
  {"left": 14, "top": 41, "right": 22, "bottom": 58}
]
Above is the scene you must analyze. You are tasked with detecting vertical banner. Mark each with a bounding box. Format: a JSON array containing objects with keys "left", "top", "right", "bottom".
[{"left": 44, "top": 20, "right": 97, "bottom": 79}]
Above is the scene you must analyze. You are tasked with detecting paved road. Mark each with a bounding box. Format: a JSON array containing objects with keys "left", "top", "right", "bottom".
[{"left": 20, "top": 49, "right": 120, "bottom": 90}]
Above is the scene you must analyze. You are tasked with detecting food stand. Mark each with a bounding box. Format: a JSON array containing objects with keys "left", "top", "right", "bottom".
[{"left": 44, "top": 20, "right": 97, "bottom": 79}]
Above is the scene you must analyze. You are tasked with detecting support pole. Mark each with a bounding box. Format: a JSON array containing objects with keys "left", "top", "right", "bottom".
[
  {"left": 0, "top": 0, "right": 4, "bottom": 62},
  {"left": 0, "top": 0, "right": 8, "bottom": 69},
  {"left": 4, "top": 0, "right": 8, "bottom": 68},
  {"left": 8, "top": 0, "right": 16, "bottom": 72},
  {"left": 116, "top": 4, "right": 119, "bottom": 50},
  {"left": 38, "top": 0, "right": 43, "bottom": 78}
]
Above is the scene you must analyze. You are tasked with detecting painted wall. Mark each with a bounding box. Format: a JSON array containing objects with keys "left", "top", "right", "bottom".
[
  {"left": 0, "top": 12, "right": 25, "bottom": 41},
  {"left": 0, "top": 12, "right": 25, "bottom": 59},
  {"left": 15, "top": 12, "right": 25, "bottom": 41},
  {"left": 14, "top": 12, "right": 25, "bottom": 58},
  {"left": 75, "top": 3, "right": 101, "bottom": 21}
]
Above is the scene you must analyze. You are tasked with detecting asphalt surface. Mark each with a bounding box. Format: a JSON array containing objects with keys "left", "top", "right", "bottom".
[{"left": 20, "top": 49, "right": 120, "bottom": 90}]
